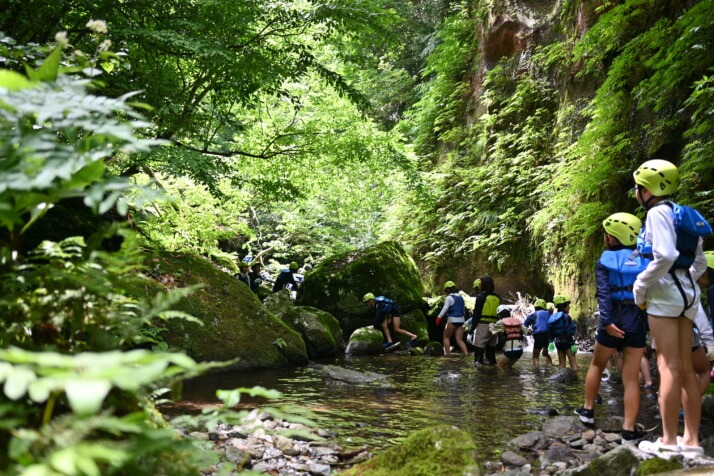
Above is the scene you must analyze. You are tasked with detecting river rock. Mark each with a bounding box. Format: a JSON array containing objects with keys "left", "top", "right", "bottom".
[
  {"left": 565, "top": 445, "right": 638, "bottom": 476},
  {"left": 339, "top": 425, "right": 481, "bottom": 476},
  {"left": 501, "top": 450, "right": 529, "bottom": 467},
  {"left": 144, "top": 252, "right": 309, "bottom": 370},
  {"left": 311, "top": 364, "right": 388, "bottom": 385},
  {"left": 345, "top": 326, "right": 384, "bottom": 355},
  {"left": 509, "top": 431, "right": 549, "bottom": 450},
  {"left": 424, "top": 341, "right": 444, "bottom": 356},
  {"left": 279, "top": 305, "right": 344, "bottom": 358},
  {"left": 540, "top": 443, "right": 577, "bottom": 466},
  {"left": 296, "top": 241, "right": 427, "bottom": 338},
  {"left": 224, "top": 446, "right": 251, "bottom": 468},
  {"left": 542, "top": 416, "right": 587, "bottom": 438},
  {"left": 548, "top": 368, "right": 579, "bottom": 383}
]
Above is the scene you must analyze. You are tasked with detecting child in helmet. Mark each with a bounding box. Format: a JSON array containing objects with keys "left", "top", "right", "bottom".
[
  {"left": 363, "top": 293, "right": 417, "bottom": 352},
  {"left": 575, "top": 213, "right": 648, "bottom": 445},
  {"left": 472, "top": 276, "right": 500, "bottom": 365},
  {"left": 491, "top": 305, "right": 530, "bottom": 368},
  {"left": 548, "top": 295, "right": 577, "bottom": 370},
  {"left": 524, "top": 298, "right": 554, "bottom": 366},
  {"left": 435, "top": 281, "right": 469, "bottom": 356},
  {"left": 632, "top": 160, "right": 708, "bottom": 457}
]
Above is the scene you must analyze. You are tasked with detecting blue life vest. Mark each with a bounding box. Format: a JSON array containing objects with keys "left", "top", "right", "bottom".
[
  {"left": 375, "top": 296, "right": 394, "bottom": 314},
  {"left": 637, "top": 202, "right": 712, "bottom": 269},
  {"left": 548, "top": 311, "right": 568, "bottom": 341},
  {"left": 600, "top": 249, "right": 649, "bottom": 301},
  {"left": 446, "top": 293, "right": 466, "bottom": 317}
]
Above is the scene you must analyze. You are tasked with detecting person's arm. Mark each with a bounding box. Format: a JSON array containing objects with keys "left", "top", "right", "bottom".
[
  {"left": 634, "top": 206, "right": 679, "bottom": 305},
  {"left": 694, "top": 303, "right": 714, "bottom": 358},
  {"left": 595, "top": 260, "right": 613, "bottom": 328},
  {"left": 524, "top": 312, "right": 535, "bottom": 328},
  {"left": 437, "top": 295, "right": 454, "bottom": 318},
  {"left": 491, "top": 320, "right": 504, "bottom": 333},
  {"left": 472, "top": 293, "right": 486, "bottom": 323},
  {"left": 690, "top": 238, "right": 707, "bottom": 281}
]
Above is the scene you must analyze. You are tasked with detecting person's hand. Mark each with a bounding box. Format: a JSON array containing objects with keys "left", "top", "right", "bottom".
[
  {"left": 605, "top": 323, "right": 624, "bottom": 338},
  {"left": 435, "top": 316, "right": 442, "bottom": 326}
]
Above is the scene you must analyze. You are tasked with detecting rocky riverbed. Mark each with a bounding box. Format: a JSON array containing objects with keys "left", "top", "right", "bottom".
[{"left": 180, "top": 404, "right": 714, "bottom": 475}]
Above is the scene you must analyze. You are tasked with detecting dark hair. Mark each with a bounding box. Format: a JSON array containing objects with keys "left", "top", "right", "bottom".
[
  {"left": 707, "top": 267, "right": 714, "bottom": 283},
  {"left": 479, "top": 276, "right": 494, "bottom": 293},
  {"left": 445, "top": 286, "right": 458, "bottom": 293}
]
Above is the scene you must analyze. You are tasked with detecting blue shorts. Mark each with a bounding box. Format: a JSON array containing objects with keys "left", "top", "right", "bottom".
[{"left": 596, "top": 326, "right": 646, "bottom": 350}]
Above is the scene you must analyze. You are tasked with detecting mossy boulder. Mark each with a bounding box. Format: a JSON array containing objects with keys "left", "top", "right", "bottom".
[
  {"left": 345, "top": 326, "right": 384, "bottom": 355},
  {"left": 340, "top": 425, "right": 481, "bottom": 476},
  {"left": 297, "top": 241, "right": 427, "bottom": 336},
  {"left": 137, "top": 252, "right": 308, "bottom": 370}
]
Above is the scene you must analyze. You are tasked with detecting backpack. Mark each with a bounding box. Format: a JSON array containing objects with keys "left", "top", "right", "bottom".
[{"left": 667, "top": 202, "right": 712, "bottom": 269}]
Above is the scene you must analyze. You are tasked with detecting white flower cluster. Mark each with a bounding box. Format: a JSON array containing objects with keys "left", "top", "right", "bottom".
[{"left": 86, "top": 19, "right": 108, "bottom": 34}]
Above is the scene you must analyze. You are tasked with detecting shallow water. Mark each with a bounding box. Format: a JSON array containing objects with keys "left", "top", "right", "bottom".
[{"left": 170, "top": 351, "right": 706, "bottom": 461}]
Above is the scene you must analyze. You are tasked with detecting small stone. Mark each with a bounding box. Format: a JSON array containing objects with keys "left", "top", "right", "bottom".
[
  {"left": 581, "top": 429, "right": 596, "bottom": 441},
  {"left": 501, "top": 450, "right": 529, "bottom": 467},
  {"left": 309, "top": 463, "right": 331, "bottom": 476},
  {"left": 603, "top": 432, "right": 621, "bottom": 443},
  {"left": 593, "top": 436, "right": 608, "bottom": 446},
  {"left": 569, "top": 438, "right": 587, "bottom": 448}
]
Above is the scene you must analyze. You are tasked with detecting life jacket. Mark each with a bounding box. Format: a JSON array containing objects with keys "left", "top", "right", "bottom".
[
  {"left": 548, "top": 311, "right": 569, "bottom": 341},
  {"left": 637, "top": 201, "right": 712, "bottom": 314},
  {"left": 479, "top": 293, "right": 501, "bottom": 323},
  {"left": 637, "top": 201, "right": 712, "bottom": 268},
  {"left": 600, "top": 248, "right": 649, "bottom": 301},
  {"left": 502, "top": 317, "right": 523, "bottom": 341},
  {"left": 375, "top": 296, "right": 395, "bottom": 314},
  {"left": 446, "top": 293, "right": 466, "bottom": 317}
]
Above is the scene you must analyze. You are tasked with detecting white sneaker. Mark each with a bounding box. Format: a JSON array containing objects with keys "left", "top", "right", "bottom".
[
  {"left": 638, "top": 438, "right": 681, "bottom": 459},
  {"left": 676, "top": 436, "right": 704, "bottom": 458}
]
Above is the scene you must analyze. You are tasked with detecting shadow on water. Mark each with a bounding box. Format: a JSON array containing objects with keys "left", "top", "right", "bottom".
[{"left": 167, "top": 351, "right": 705, "bottom": 461}]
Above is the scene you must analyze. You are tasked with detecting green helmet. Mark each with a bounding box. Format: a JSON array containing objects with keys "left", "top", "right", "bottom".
[
  {"left": 705, "top": 251, "right": 714, "bottom": 270},
  {"left": 444, "top": 280, "right": 456, "bottom": 290},
  {"left": 553, "top": 295, "right": 570, "bottom": 307},
  {"left": 473, "top": 278, "right": 481, "bottom": 290},
  {"left": 533, "top": 298, "right": 546, "bottom": 309},
  {"left": 603, "top": 212, "right": 642, "bottom": 246},
  {"left": 363, "top": 292, "right": 375, "bottom": 302},
  {"left": 289, "top": 261, "right": 299, "bottom": 271},
  {"left": 633, "top": 159, "right": 678, "bottom": 196}
]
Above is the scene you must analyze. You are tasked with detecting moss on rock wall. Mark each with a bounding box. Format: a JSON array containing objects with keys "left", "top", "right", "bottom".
[
  {"left": 297, "top": 241, "right": 426, "bottom": 336},
  {"left": 138, "top": 251, "right": 308, "bottom": 370}
]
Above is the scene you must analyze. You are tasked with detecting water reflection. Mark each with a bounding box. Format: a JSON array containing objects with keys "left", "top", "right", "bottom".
[{"left": 170, "top": 352, "right": 700, "bottom": 461}]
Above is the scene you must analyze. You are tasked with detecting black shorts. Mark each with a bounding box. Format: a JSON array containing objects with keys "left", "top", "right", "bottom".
[
  {"left": 504, "top": 349, "right": 523, "bottom": 361},
  {"left": 596, "top": 326, "right": 646, "bottom": 350},
  {"left": 532, "top": 333, "right": 549, "bottom": 350},
  {"left": 555, "top": 340, "right": 574, "bottom": 352}
]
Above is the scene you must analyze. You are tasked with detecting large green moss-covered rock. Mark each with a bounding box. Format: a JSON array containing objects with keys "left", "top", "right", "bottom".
[
  {"left": 345, "top": 326, "right": 384, "bottom": 355},
  {"left": 138, "top": 252, "right": 308, "bottom": 370},
  {"left": 340, "top": 425, "right": 481, "bottom": 476},
  {"left": 297, "top": 241, "right": 427, "bottom": 336}
]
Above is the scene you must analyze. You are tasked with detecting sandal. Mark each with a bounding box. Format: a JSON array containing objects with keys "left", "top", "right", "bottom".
[{"left": 676, "top": 436, "right": 704, "bottom": 457}]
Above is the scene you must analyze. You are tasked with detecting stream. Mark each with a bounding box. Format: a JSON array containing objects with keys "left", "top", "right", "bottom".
[{"left": 164, "top": 348, "right": 704, "bottom": 463}]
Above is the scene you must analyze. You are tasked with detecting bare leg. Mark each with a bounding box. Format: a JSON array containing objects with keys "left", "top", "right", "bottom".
[
  {"left": 381, "top": 319, "right": 392, "bottom": 343},
  {"left": 443, "top": 323, "right": 455, "bottom": 357},
  {"left": 541, "top": 346, "right": 553, "bottom": 365},
  {"left": 679, "top": 318, "right": 701, "bottom": 448},
  {"left": 454, "top": 326, "right": 469, "bottom": 355},
  {"left": 622, "top": 346, "right": 645, "bottom": 431},
  {"left": 391, "top": 317, "right": 417, "bottom": 340},
  {"left": 532, "top": 347, "right": 540, "bottom": 366},
  {"left": 583, "top": 342, "right": 615, "bottom": 410},
  {"left": 557, "top": 349, "right": 566, "bottom": 368},
  {"left": 567, "top": 349, "right": 578, "bottom": 371}
]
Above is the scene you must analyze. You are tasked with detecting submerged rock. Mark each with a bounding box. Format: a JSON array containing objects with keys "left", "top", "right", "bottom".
[{"left": 310, "top": 364, "right": 389, "bottom": 385}]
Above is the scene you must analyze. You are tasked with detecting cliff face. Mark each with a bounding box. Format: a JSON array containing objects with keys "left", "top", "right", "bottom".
[{"left": 406, "top": 0, "right": 713, "bottom": 317}]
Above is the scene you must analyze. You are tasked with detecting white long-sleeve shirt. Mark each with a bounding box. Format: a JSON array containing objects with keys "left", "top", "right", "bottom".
[{"left": 633, "top": 201, "right": 707, "bottom": 319}]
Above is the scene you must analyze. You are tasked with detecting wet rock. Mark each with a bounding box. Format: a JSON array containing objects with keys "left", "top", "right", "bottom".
[
  {"left": 540, "top": 443, "right": 577, "bottom": 466},
  {"left": 501, "top": 450, "right": 529, "bottom": 467},
  {"left": 574, "top": 445, "right": 638, "bottom": 476},
  {"left": 344, "top": 327, "right": 383, "bottom": 355},
  {"left": 310, "top": 364, "right": 388, "bottom": 384},
  {"left": 548, "top": 368, "right": 579, "bottom": 383},
  {"left": 224, "top": 446, "right": 251, "bottom": 468},
  {"left": 424, "top": 341, "right": 444, "bottom": 356},
  {"left": 542, "top": 416, "right": 587, "bottom": 438},
  {"left": 309, "top": 463, "right": 331, "bottom": 476},
  {"left": 509, "top": 430, "right": 549, "bottom": 450},
  {"left": 435, "top": 370, "right": 462, "bottom": 381}
]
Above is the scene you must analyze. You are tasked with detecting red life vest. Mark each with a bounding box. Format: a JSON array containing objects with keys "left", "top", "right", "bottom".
[{"left": 502, "top": 317, "right": 523, "bottom": 341}]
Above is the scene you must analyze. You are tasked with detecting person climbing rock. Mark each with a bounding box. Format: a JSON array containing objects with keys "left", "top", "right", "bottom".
[
  {"left": 272, "top": 261, "right": 299, "bottom": 292},
  {"left": 363, "top": 293, "right": 417, "bottom": 352},
  {"left": 234, "top": 261, "right": 251, "bottom": 288}
]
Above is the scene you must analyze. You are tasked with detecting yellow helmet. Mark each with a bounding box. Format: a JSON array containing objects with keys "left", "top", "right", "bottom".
[
  {"left": 603, "top": 212, "right": 642, "bottom": 246},
  {"left": 444, "top": 281, "right": 456, "bottom": 290},
  {"left": 473, "top": 279, "right": 481, "bottom": 290},
  {"left": 362, "top": 293, "right": 375, "bottom": 302},
  {"left": 705, "top": 251, "right": 714, "bottom": 270},
  {"left": 553, "top": 295, "right": 570, "bottom": 307},
  {"left": 633, "top": 159, "right": 678, "bottom": 196},
  {"left": 533, "top": 298, "right": 547, "bottom": 309}
]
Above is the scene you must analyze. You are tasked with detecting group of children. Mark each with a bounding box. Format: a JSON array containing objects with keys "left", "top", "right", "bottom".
[{"left": 575, "top": 160, "right": 712, "bottom": 457}]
